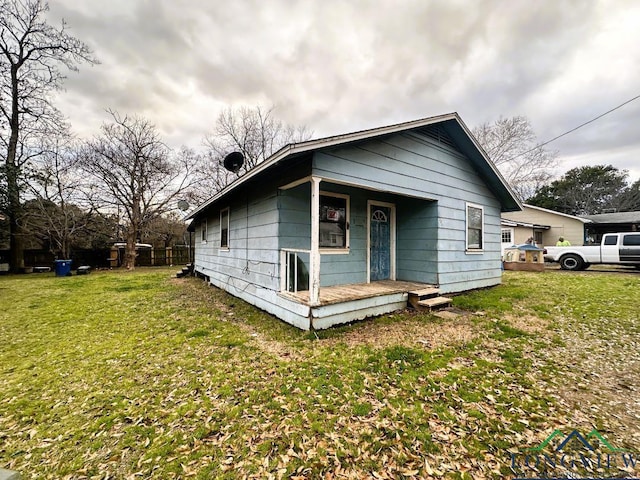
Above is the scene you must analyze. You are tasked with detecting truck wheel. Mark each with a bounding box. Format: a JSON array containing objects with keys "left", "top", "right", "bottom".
[{"left": 560, "top": 254, "right": 584, "bottom": 271}]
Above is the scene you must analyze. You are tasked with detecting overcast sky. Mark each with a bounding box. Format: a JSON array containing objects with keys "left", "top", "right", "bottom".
[{"left": 47, "top": 0, "right": 640, "bottom": 182}]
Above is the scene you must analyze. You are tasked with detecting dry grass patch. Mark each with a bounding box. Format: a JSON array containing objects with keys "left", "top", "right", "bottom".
[
  {"left": 318, "top": 313, "right": 479, "bottom": 351},
  {"left": 2, "top": 268, "right": 639, "bottom": 479}
]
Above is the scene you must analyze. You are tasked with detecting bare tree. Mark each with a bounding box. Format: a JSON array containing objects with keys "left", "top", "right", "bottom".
[
  {"left": 473, "top": 116, "right": 558, "bottom": 200},
  {"left": 202, "top": 105, "right": 312, "bottom": 193},
  {"left": 80, "top": 111, "right": 198, "bottom": 270},
  {"left": 0, "top": 0, "right": 97, "bottom": 271},
  {"left": 26, "top": 135, "right": 93, "bottom": 258},
  {"left": 139, "top": 212, "right": 188, "bottom": 248}
]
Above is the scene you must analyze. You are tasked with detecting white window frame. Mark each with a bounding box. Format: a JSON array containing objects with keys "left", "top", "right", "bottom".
[
  {"left": 219, "top": 207, "right": 230, "bottom": 250},
  {"left": 319, "top": 191, "right": 350, "bottom": 254},
  {"left": 201, "top": 218, "right": 207, "bottom": 243},
  {"left": 501, "top": 228, "right": 513, "bottom": 244},
  {"left": 466, "top": 203, "right": 484, "bottom": 254}
]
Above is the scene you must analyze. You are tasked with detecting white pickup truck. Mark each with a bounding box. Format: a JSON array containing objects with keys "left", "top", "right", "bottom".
[{"left": 544, "top": 232, "right": 640, "bottom": 270}]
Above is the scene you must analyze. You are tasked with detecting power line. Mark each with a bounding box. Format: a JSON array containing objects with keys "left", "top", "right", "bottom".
[{"left": 510, "top": 93, "right": 640, "bottom": 160}]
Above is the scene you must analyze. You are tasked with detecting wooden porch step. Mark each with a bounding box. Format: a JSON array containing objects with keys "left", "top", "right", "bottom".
[
  {"left": 408, "top": 287, "right": 440, "bottom": 309},
  {"left": 408, "top": 287, "right": 440, "bottom": 298},
  {"left": 417, "top": 296, "right": 452, "bottom": 310}
]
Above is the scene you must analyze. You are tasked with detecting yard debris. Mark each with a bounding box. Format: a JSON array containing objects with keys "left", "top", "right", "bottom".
[{"left": 1, "top": 269, "right": 638, "bottom": 478}]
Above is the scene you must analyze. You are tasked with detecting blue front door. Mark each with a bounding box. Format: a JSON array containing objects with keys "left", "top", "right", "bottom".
[{"left": 370, "top": 206, "right": 391, "bottom": 281}]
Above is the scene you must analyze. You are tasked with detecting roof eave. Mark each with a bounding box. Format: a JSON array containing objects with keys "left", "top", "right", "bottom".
[{"left": 188, "top": 112, "right": 523, "bottom": 217}]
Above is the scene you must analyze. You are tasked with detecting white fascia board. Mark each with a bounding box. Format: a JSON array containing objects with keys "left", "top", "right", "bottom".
[
  {"left": 454, "top": 115, "right": 524, "bottom": 211},
  {"left": 187, "top": 113, "right": 461, "bottom": 220},
  {"left": 188, "top": 112, "right": 522, "bottom": 218}
]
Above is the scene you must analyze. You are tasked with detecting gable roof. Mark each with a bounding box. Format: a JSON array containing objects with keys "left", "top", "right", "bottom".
[
  {"left": 521, "top": 204, "right": 592, "bottom": 223},
  {"left": 188, "top": 112, "right": 522, "bottom": 219}
]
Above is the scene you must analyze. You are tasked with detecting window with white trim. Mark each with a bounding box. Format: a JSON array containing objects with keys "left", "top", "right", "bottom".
[
  {"left": 501, "top": 228, "right": 512, "bottom": 244},
  {"left": 319, "top": 192, "right": 349, "bottom": 249},
  {"left": 201, "top": 218, "right": 207, "bottom": 243},
  {"left": 220, "top": 208, "right": 229, "bottom": 248},
  {"left": 466, "top": 204, "right": 484, "bottom": 251}
]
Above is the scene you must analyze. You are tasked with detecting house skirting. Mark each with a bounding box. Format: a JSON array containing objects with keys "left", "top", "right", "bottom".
[{"left": 197, "top": 266, "right": 432, "bottom": 330}]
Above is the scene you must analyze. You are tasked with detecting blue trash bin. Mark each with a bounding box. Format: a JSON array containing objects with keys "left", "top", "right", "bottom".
[{"left": 54, "top": 259, "right": 72, "bottom": 277}]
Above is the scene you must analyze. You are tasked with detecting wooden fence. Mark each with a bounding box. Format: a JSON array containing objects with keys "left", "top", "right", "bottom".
[{"left": 0, "top": 246, "right": 192, "bottom": 269}]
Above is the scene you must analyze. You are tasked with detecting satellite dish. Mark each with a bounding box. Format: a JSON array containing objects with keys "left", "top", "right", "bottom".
[
  {"left": 177, "top": 200, "right": 189, "bottom": 211},
  {"left": 223, "top": 151, "right": 244, "bottom": 173}
]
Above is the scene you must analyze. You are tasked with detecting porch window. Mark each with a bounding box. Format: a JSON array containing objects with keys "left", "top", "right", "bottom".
[
  {"left": 201, "top": 218, "right": 207, "bottom": 243},
  {"left": 466, "top": 203, "right": 484, "bottom": 252},
  {"left": 220, "top": 208, "right": 229, "bottom": 249},
  {"left": 319, "top": 192, "right": 349, "bottom": 249}
]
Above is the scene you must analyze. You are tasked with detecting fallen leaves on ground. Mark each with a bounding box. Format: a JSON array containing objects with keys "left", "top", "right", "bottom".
[{"left": 1, "top": 268, "right": 639, "bottom": 478}]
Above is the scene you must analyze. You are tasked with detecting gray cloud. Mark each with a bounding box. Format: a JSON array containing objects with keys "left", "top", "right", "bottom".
[{"left": 46, "top": 0, "right": 640, "bottom": 181}]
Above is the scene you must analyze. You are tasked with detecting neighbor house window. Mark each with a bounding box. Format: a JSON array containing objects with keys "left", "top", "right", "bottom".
[
  {"left": 220, "top": 208, "right": 229, "bottom": 248},
  {"left": 319, "top": 192, "right": 349, "bottom": 249},
  {"left": 466, "top": 203, "right": 484, "bottom": 251},
  {"left": 534, "top": 231, "right": 543, "bottom": 245},
  {"left": 501, "top": 228, "right": 512, "bottom": 244},
  {"left": 201, "top": 219, "right": 207, "bottom": 242}
]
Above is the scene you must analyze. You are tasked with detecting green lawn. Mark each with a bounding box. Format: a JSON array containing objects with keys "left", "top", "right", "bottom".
[{"left": 1, "top": 267, "right": 639, "bottom": 479}]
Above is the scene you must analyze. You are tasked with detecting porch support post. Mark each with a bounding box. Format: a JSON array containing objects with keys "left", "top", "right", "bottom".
[{"left": 310, "top": 176, "right": 321, "bottom": 306}]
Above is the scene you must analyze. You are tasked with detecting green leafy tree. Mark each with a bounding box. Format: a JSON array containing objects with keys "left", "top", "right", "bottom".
[
  {"left": 527, "top": 165, "right": 631, "bottom": 215},
  {"left": 612, "top": 178, "right": 640, "bottom": 212}
]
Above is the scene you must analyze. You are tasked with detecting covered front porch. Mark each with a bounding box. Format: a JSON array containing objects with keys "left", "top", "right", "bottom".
[
  {"left": 280, "top": 279, "right": 435, "bottom": 306},
  {"left": 278, "top": 176, "right": 439, "bottom": 294},
  {"left": 277, "top": 279, "right": 448, "bottom": 330}
]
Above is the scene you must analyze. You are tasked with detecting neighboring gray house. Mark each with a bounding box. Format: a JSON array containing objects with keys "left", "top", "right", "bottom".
[
  {"left": 581, "top": 211, "right": 640, "bottom": 242},
  {"left": 187, "top": 113, "right": 521, "bottom": 330}
]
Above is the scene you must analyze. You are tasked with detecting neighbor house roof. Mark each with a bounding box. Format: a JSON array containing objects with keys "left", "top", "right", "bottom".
[
  {"left": 188, "top": 112, "right": 522, "bottom": 220},
  {"left": 521, "top": 204, "right": 592, "bottom": 223},
  {"left": 581, "top": 211, "right": 640, "bottom": 223},
  {"left": 501, "top": 219, "right": 550, "bottom": 230}
]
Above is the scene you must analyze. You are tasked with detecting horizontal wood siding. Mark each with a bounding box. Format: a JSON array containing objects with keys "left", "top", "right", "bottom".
[
  {"left": 396, "top": 197, "right": 438, "bottom": 284},
  {"left": 279, "top": 183, "right": 369, "bottom": 287},
  {"left": 278, "top": 183, "right": 311, "bottom": 251},
  {"left": 313, "top": 132, "right": 499, "bottom": 208},
  {"left": 194, "top": 186, "right": 280, "bottom": 296},
  {"left": 436, "top": 202, "right": 502, "bottom": 293},
  {"left": 313, "top": 130, "right": 503, "bottom": 292}
]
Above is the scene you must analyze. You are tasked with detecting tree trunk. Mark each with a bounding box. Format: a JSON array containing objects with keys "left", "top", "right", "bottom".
[
  {"left": 8, "top": 209, "right": 25, "bottom": 273},
  {"left": 125, "top": 228, "right": 137, "bottom": 270},
  {"left": 7, "top": 64, "right": 25, "bottom": 273},
  {"left": 124, "top": 194, "right": 142, "bottom": 270}
]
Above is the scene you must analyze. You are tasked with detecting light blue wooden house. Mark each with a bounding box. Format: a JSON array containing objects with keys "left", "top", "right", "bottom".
[{"left": 187, "top": 113, "right": 522, "bottom": 330}]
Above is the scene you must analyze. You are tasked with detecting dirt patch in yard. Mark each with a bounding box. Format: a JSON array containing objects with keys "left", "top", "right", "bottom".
[
  {"left": 319, "top": 312, "right": 479, "bottom": 350},
  {"left": 503, "top": 313, "right": 550, "bottom": 335},
  {"left": 539, "top": 316, "right": 640, "bottom": 448}
]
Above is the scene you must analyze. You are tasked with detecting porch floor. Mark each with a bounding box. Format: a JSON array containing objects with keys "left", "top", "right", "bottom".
[{"left": 280, "top": 280, "right": 435, "bottom": 307}]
